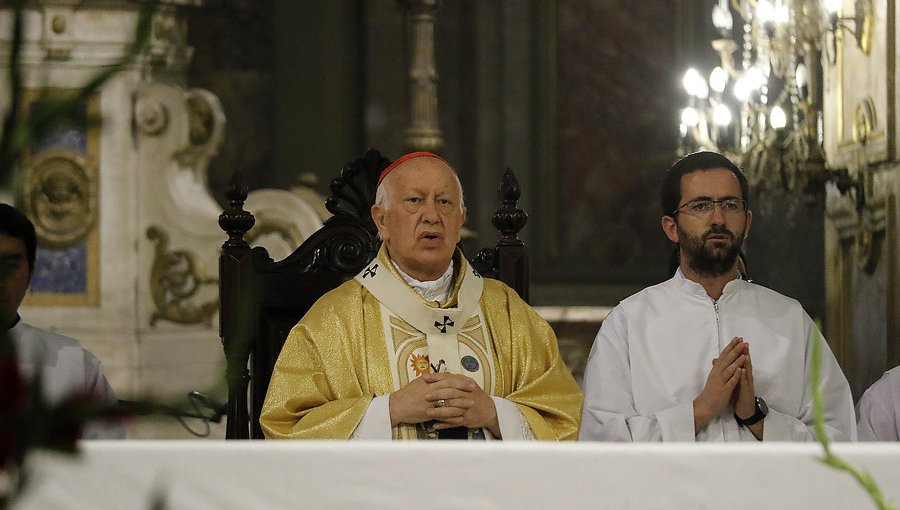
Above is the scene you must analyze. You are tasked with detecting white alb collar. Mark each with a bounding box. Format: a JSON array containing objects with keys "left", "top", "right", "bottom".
[
  {"left": 674, "top": 267, "right": 745, "bottom": 300},
  {"left": 392, "top": 260, "right": 455, "bottom": 303}
]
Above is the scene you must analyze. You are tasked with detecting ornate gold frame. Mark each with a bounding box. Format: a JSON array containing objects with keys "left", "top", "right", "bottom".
[{"left": 20, "top": 89, "right": 101, "bottom": 307}]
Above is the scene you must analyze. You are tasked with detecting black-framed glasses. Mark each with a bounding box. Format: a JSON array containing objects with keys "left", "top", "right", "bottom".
[{"left": 672, "top": 198, "right": 748, "bottom": 217}]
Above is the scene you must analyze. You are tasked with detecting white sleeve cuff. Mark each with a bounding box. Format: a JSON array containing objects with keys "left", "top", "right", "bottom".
[
  {"left": 656, "top": 402, "right": 697, "bottom": 442},
  {"left": 492, "top": 396, "right": 533, "bottom": 440},
  {"left": 350, "top": 395, "right": 392, "bottom": 440},
  {"left": 352, "top": 395, "right": 533, "bottom": 440},
  {"left": 761, "top": 408, "right": 814, "bottom": 441}
]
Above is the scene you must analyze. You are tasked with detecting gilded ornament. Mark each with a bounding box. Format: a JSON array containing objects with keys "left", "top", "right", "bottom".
[
  {"left": 147, "top": 226, "right": 218, "bottom": 326},
  {"left": 22, "top": 149, "right": 98, "bottom": 248},
  {"left": 187, "top": 94, "right": 214, "bottom": 146},
  {"left": 854, "top": 0, "right": 874, "bottom": 54},
  {"left": 51, "top": 15, "right": 66, "bottom": 34},
  {"left": 852, "top": 98, "right": 877, "bottom": 145}
]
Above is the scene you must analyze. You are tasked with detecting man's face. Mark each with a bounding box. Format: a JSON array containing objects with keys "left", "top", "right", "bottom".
[
  {"left": 663, "top": 168, "right": 752, "bottom": 277},
  {"left": 0, "top": 233, "right": 32, "bottom": 327},
  {"left": 371, "top": 157, "right": 467, "bottom": 281}
]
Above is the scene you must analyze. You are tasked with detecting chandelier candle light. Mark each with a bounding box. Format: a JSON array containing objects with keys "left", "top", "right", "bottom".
[{"left": 678, "top": 0, "right": 872, "bottom": 197}]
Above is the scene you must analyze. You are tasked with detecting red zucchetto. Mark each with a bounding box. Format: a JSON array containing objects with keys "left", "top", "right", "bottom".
[{"left": 377, "top": 151, "right": 448, "bottom": 186}]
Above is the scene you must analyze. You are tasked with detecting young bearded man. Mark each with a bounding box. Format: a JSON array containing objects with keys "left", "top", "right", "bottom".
[{"left": 579, "top": 151, "right": 856, "bottom": 442}]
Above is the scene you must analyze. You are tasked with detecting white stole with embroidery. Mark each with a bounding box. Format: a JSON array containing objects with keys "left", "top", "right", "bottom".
[
  {"left": 356, "top": 257, "right": 485, "bottom": 376},
  {"left": 355, "top": 256, "right": 496, "bottom": 439}
]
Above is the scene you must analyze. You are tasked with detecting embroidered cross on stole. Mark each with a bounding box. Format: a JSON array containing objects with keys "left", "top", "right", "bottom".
[{"left": 355, "top": 254, "right": 495, "bottom": 440}]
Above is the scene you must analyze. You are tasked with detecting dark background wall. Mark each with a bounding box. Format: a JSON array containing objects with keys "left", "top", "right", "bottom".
[{"left": 187, "top": 0, "right": 826, "bottom": 323}]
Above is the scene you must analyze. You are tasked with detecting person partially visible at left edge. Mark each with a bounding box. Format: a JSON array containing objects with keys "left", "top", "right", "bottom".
[
  {"left": 857, "top": 366, "right": 900, "bottom": 441},
  {"left": 579, "top": 151, "right": 856, "bottom": 442},
  {"left": 261, "top": 152, "right": 582, "bottom": 440},
  {"left": 0, "top": 203, "right": 124, "bottom": 439}
]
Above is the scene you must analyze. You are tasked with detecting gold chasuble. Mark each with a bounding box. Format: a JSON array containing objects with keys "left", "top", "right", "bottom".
[{"left": 260, "top": 246, "right": 582, "bottom": 440}]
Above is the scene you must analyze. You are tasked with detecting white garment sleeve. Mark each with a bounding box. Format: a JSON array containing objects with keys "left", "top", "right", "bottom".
[
  {"left": 492, "top": 396, "right": 533, "bottom": 440},
  {"left": 351, "top": 395, "right": 392, "bottom": 440},
  {"left": 351, "top": 395, "right": 531, "bottom": 440},
  {"left": 81, "top": 351, "right": 126, "bottom": 440},
  {"left": 763, "top": 321, "right": 857, "bottom": 442},
  {"left": 856, "top": 369, "right": 900, "bottom": 441},
  {"left": 579, "top": 307, "right": 696, "bottom": 442}
]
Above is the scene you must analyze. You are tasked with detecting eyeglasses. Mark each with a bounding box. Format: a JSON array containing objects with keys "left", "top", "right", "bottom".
[{"left": 673, "top": 198, "right": 748, "bottom": 217}]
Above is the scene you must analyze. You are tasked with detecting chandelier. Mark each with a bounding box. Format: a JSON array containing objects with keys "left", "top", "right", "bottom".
[{"left": 677, "top": 0, "right": 872, "bottom": 197}]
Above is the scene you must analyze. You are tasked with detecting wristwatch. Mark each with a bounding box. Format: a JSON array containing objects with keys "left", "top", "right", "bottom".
[{"left": 734, "top": 396, "right": 768, "bottom": 426}]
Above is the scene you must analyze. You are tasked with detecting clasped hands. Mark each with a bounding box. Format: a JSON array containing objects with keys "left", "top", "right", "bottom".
[
  {"left": 693, "top": 336, "right": 760, "bottom": 437},
  {"left": 389, "top": 372, "right": 501, "bottom": 437}
]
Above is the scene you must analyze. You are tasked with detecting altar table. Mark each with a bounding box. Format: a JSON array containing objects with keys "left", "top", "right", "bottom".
[{"left": 14, "top": 441, "right": 900, "bottom": 510}]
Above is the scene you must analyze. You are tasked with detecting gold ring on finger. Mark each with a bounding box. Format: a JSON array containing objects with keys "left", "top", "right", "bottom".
[{"left": 434, "top": 399, "right": 446, "bottom": 408}]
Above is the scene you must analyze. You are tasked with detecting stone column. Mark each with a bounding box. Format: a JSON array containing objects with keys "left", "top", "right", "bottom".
[{"left": 399, "top": 0, "right": 444, "bottom": 152}]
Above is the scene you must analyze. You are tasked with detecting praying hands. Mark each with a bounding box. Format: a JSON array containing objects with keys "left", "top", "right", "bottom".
[
  {"left": 389, "top": 372, "right": 500, "bottom": 437},
  {"left": 693, "top": 336, "right": 761, "bottom": 439}
]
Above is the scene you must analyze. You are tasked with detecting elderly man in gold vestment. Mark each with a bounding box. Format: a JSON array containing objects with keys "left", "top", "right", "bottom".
[{"left": 261, "top": 152, "right": 582, "bottom": 440}]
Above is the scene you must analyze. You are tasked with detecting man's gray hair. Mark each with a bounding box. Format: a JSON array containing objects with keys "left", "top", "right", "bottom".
[{"left": 374, "top": 165, "right": 466, "bottom": 210}]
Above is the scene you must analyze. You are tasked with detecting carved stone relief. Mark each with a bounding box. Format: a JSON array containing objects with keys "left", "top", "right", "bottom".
[
  {"left": 823, "top": 0, "right": 891, "bottom": 170},
  {"left": 146, "top": 225, "right": 218, "bottom": 327},
  {"left": 826, "top": 178, "right": 889, "bottom": 274},
  {"left": 22, "top": 148, "right": 98, "bottom": 248},
  {"left": 135, "top": 99, "right": 170, "bottom": 136}
]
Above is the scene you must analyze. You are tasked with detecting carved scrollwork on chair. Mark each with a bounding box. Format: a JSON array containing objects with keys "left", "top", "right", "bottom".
[
  {"left": 147, "top": 225, "right": 218, "bottom": 326},
  {"left": 290, "top": 230, "right": 374, "bottom": 276},
  {"left": 249, "top": 148, "right": 387, "bottom": 278},
  {"left": 274, "top": 147, "right": 389, "bottom": 277},
  {"left": 325, "top": 147, "right": 389, "bottom": 234}
]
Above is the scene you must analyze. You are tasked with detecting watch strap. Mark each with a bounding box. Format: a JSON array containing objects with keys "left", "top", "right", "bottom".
[{"left": 734, "top": 398, "right": 767, "bottom": 426}]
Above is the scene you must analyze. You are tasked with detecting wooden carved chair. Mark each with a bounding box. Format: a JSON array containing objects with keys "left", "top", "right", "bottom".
[{"left": 218, "top": 148, "right": 529, "bottom": 439}]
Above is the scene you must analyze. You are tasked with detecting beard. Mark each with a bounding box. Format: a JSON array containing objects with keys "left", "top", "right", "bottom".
[{"left": 677, "top": 223, "right": 745, "bottom": 277}]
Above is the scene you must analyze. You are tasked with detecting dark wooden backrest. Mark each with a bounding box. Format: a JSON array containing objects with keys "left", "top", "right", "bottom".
[{"left": 218, "top": 148, "right": 529, "bottom": 439}]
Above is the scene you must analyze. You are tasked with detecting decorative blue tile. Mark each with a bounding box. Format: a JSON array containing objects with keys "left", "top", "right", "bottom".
[{"left": 31, "top": 243, "right": 88, "bottom": 294}]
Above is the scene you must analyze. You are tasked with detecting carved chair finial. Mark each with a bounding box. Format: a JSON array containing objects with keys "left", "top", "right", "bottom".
[
  {"left": 492, "top": 167, "right": 528, "bottom": 246},
  {"left": 219, "top": 171, "right": 255, "bottom": 248}
]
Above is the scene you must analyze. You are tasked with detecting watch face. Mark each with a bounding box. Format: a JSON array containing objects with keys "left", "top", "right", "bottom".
[{"left": 756, "top": 397, "right": 769, "bottom": 415}]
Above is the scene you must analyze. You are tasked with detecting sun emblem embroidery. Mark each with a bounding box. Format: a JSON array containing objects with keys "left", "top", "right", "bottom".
[{"left": 410, "top": 353, "right": 431, "bottom": 376}]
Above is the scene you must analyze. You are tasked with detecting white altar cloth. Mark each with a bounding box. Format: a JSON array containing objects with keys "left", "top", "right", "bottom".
[{"left": 14, "top": 441, "right": 900, "bottom": 510}]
